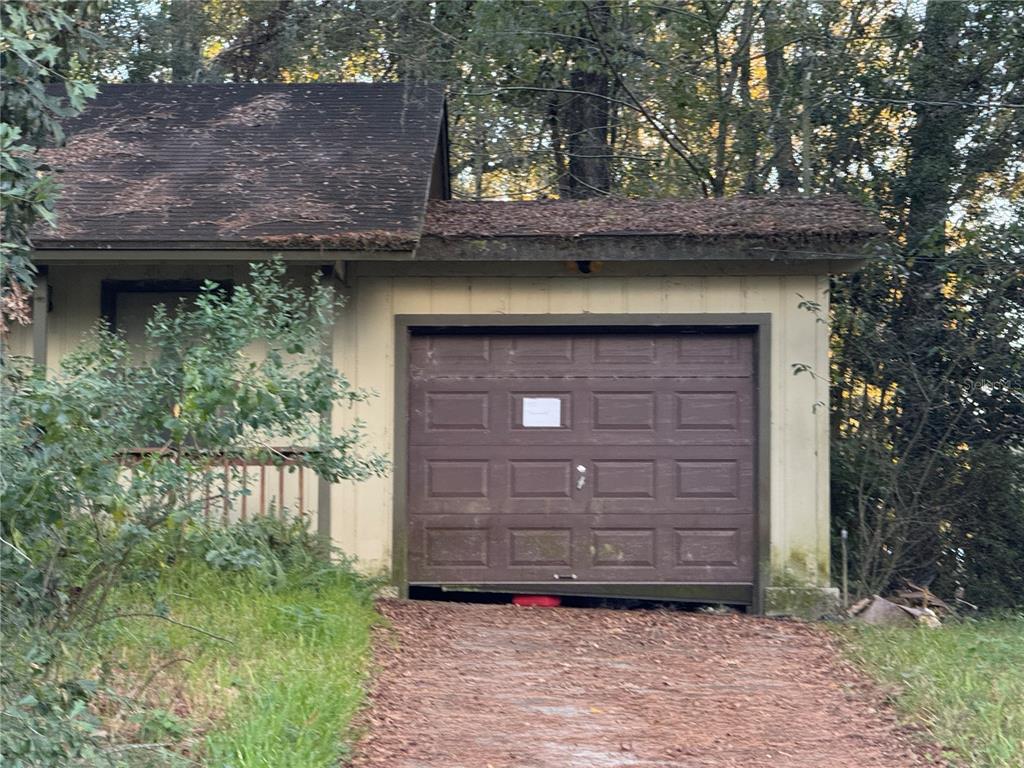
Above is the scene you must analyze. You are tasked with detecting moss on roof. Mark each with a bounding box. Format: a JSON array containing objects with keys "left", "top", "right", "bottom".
[{"left": 423, "top": 197, "right": 884, "bottom": 242}]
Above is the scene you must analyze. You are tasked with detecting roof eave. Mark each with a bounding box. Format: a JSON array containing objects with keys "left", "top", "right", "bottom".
[
  {"left": 413, "top": 233, "right": 882, "bottom": 264},
  {"left": 31, "top": 245, "right": 419, "bottom": 263}
]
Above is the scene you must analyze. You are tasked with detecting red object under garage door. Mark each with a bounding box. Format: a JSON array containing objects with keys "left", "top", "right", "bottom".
[{"left": 406, "top": 331, "right": 756, "bottom": 596}]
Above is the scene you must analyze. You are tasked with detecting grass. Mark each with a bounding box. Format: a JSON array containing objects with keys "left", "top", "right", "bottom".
[
  {"left": 840, "top": 615, "right": 1024, "bottom": 768},
  {"left": 99, "top": 564, "right": 379, "bottom": 768}
]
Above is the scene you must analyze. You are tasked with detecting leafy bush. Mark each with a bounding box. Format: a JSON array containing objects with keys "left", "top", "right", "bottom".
[
  {"left": 0, "top": 260, "right": 387, "bottom": 766},
  {"left": 189, "top": 516, "right": 330, "bottom": 575}
]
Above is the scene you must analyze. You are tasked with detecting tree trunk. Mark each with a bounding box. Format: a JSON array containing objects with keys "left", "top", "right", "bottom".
[
  {"left": 549, "top": 95, "right": 570, "bottom": 197},
  {"left": 800, "top": 50, "right": 814, "bottom": 194},
  {"left": 215, "top": 0, "right": 295, "bottom": 82},
  {"left": 736, "top": 0, "right": 760, "bottom": 194},
  {"left": 904, "top": 0, "right": 970, "bottom": 256},
  {"left": 880, "top": 1, "right": 974, "bottom": 594},
  {"left": 707, "top": 2, "right": 727, "bottom": 198},
  {"left": 473, "top": 121, "right": 485, "bottom": 200},
  {"left": 763, "top": 0, "right": 800, "bottom": 193},
  {"left": 562, "top": 0, "right": 612, "bottom": 198},
  {"left": 167, "top": 0, "right": 207, "bottom": 82}
]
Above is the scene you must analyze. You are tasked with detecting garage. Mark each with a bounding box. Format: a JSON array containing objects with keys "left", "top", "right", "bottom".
[
  {"left": 405, "top": 328, "right": 758, "bottom": 602},
  {"left": 23, "top": 82, "right": 882, "bottom": 614}
]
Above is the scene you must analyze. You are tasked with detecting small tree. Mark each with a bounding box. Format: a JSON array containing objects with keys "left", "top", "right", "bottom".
[
  {"left": 0, "top": 260, "right": 387, "bottom": 765},
  {"left": 829, "top": 223, "right": 1024, "bottom": 605},
  {"left": 1, "top": 1, "right": 103, "bottom": 330}
]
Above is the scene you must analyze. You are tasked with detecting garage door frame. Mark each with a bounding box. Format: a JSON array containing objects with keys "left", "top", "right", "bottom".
[{"left": 393, "top": 313, "right": 772, "bottom": 612}]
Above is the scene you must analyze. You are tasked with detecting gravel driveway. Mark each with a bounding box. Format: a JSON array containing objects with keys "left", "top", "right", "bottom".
[{"left": 354, "top": 600, "right": 937, "bottom": 768}]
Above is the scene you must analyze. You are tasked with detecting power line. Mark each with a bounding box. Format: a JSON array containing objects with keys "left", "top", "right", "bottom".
[
  {"left": 749, "top": 246, "right": 1024, "bottom": 264},
  {"left": 848, "top": 95, "right": 1023, "bottom": 110}
]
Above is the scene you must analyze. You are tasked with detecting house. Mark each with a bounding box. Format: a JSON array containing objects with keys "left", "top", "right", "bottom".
[{"left": 10, "top": 83, "right": 884, "bottom": 614}]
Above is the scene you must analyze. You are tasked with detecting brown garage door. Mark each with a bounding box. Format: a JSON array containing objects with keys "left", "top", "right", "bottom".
[{"left": 407, "top": 331, "right": 756, "bottom": 591}]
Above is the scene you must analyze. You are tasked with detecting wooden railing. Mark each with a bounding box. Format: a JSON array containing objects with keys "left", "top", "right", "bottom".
[{"left": 121, "top": 449, "right": 319, "bottom": 524}]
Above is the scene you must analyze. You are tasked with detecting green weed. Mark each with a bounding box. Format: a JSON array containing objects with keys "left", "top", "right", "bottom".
[
  {"left": 103, "top": 565, "right": 378, "bottom": 768},
  {"left": 841, "top": 616, "right": 1024, "bottom": 767}
]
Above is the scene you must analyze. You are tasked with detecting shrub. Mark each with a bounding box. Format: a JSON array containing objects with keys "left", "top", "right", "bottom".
[{"left": 0, "top": 260, "right": 387, "bottom": 766}]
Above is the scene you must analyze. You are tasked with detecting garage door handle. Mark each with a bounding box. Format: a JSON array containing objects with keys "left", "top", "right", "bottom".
[
  {"left": 553, "top": 573, "right": 577, "bottom": 580},
  {"left": 575, "top": 464, "right": 587, "bottom": 490}
]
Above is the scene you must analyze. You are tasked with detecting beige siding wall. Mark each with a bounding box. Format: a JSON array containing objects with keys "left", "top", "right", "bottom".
[
  {"left": 332, "top": 272, "right": 832, "bottom": 586},
  {"left": 6, "top": 307, "right": 34, "bottom": 358},
  {"left": 14, "top": 263, "right": 832, "bottom": 587},
  {"left": 9, "top": 263, "right": 278, "bottom": 364}
]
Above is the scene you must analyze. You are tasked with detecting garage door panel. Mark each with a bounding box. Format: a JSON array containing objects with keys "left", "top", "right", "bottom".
[
  {"left": 590, "top": 529, "right": 657, "bottom": 566},
  {"left": 411, "top": 384, "right": 496, "bottom": 437},
  {"left": 591, "top": 391, "right": 658, "bottom": 431},
  {"left": 424, "top": 527, "right": 490, "bottom": 568},
  {"left": 411, "top": 514, "right": 754, "bottom": 583},
  {"left": 668, "top": 524, "right": 755, "bottom": 581},
  {"left": 411, "top": 334, "right": 753, "bottom": 379},
  {"left": 591, "top": 460, "right": 657, "bottom": 498},
  {"left": 593, "top": 335, "right": 658, "bottom": 365},
  {"left": 411, "top": 335, "right": 494, "bottom": 372},
  {"left": 675, "top": 528, "right": 742, "bottom": 567},
  {"left": 676, "top": 459, "right": 741, "bottom": 498},
  {"left": 508, "top": 335, "right": 577, "bottom": 364},
  {"left": 407, "top": 331, "right": 757, "bottom": 589},
  {"left": 422, "top": 391, "right": 491, "bottom": 431},
  {"left": 409, "top": 514, "right": 754, "bottom": 583},
  {"left": 424, "top": 459, "right": 490, "bottom": 498},
  {"left": 672, "top": 383, "right": 754, "bottom": 441},
  {"left": 508, "top": 528, "right": 574, "bottom": 566},
  {"left": 675, "top": 391, "right": 740, "bottom": 430},
  {"left": 410, "top": 515, "right": 495, "bottom": 581},
  {"left": 410, "top": 447, "right": 752, "bottom": 516},
  {"left": 410, "top": 378, "right": 753, "bottom": 446},
  {"left": 508, "top": 460, "right": 574, "bottom": 499}
]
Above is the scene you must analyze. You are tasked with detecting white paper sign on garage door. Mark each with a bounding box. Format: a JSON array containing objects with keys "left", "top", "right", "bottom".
[{"left": 522, "top": 397, "right": 562, "bottom": 427}]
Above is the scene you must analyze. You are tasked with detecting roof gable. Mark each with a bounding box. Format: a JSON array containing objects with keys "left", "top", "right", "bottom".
[{"left": 37, "top": 83, "right": 448, "bottom": 250}]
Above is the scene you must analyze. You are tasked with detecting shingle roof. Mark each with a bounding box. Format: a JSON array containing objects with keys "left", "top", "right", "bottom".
[
  {"left": 34, "top": 84, "right": 882, "bottom": 256},
  {"left": 423, "top": 197, "right": 885, "bottom": 242},
  {"left": 36, "top": 83, "right": 446, "bottom": 250}
]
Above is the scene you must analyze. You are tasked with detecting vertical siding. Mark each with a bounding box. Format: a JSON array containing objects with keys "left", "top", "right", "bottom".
[
  {"left": 815, "top": 274, "right": 832, "bottom": 581},
  {"left": 331, "top": 285, "right": 361, "bottom": 552},
  {"left": 23, "top": 264, "right": 832, "bottom": 584},
  {"left": 334, "top": 273, "right": 832, "bottom": 582},
  {"left": 6, "top": 321, "right": 33, "bottom": 357},
  {"left": 348, "top": 278, "right": 395, "bottom": 567},
  {"left": 778, "top": 275, "right": 822, "bottom": 580}
]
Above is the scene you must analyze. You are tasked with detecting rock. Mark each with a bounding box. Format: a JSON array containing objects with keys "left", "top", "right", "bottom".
[{"left": 851, "top": 595, "right": 941, "bottom": 628}]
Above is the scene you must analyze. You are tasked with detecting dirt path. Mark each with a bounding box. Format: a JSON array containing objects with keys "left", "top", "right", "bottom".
[{"left": 354, "top": 600, "right": 937, "bottom": 768}]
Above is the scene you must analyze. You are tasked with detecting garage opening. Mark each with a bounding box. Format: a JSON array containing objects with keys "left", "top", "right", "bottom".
[{"left": 404, "top": 327, "right": 758, "bottom": 605}]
